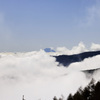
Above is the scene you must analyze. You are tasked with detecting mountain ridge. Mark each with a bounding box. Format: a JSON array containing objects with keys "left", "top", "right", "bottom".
[{"left": 54, "top": 50, "right": 100, "bottom": 66}]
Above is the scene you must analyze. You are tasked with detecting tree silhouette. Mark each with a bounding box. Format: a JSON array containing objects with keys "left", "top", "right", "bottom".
[
  {"left": 53, "top": 96, "right": 58, "bottom": 100},
  {"left": 67, "top": 79, "right": 100, "bottom": 100},
  {"left": 53, "top": 79, "right": 100, "bottom": 100},
  {"left": 67, "top": 94, "right": 73, "bottom": 100}
]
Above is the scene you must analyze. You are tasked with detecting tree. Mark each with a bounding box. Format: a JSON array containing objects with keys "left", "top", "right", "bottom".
[
  {"left": 67, "top": 94, "right": 73, "bottom": 100},
  {"left": 53, "top": 96, "right": 58, "bottom": 100}
]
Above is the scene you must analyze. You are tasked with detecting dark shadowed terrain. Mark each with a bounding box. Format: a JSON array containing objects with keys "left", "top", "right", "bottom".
[{"left": 54, "top": 51, "right": 100, "bottom": 66}]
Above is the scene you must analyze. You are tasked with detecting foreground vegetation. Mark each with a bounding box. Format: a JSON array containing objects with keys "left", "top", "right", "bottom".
[{"left": 53, "top": 79, "right": 100, "bottom": 100}]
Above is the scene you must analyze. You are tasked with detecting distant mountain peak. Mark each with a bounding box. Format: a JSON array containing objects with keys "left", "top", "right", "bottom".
[{"left": 44, "top": 48, "right": 55, "bottom": 52}]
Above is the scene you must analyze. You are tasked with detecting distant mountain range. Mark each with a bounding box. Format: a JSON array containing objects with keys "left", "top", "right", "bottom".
[{"left": 54, "top": 51, "right": 100, "bottom": 66}]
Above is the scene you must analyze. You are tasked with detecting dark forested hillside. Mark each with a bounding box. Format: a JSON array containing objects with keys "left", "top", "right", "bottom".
[{"left": 54, "top": 51, "right": 100, "bottom": 66}]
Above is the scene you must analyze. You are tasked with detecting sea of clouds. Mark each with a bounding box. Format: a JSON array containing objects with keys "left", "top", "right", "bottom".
[{"left": 0, "top": 42, "right": 100, "bottom": 100}]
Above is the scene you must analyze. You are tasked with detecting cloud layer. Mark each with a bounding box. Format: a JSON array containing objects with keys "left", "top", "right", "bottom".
[
  {"left": 0, "top": 44, "right": 100, "bottom": 100},
  {"left": 49, "top": 42, "right": 100, "bottom": 55}
]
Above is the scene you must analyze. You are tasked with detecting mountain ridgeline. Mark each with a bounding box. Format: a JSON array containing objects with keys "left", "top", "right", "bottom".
[{"left": 54, "top": 51, "right": 100, "bottom": 66}]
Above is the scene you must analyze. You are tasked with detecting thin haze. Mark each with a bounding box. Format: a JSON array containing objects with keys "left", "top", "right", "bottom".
[{"left": 0, "top": 0, "right": 100, "bottom": 52}]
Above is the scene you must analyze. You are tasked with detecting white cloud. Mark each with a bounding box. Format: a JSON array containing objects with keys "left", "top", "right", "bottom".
[
  {"left": 68, "top": 55, "right": 100, "bottom": 71},
  {"left": 55, "top": 42, "right": 87, "bottom": 55},
  {"left": 49, "top": 42, "right": 100, "bottom": 56},
  {"left": 0, "top": 49, "right": 100, "bottom": 100},
  {"left": 91, "top": 43, "right": 100, "bottom": 51},
  {"left": 79, "top": 1, "right": 100, "bottom": 27}
]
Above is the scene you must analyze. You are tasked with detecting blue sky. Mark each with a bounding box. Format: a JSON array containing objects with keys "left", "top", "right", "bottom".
[{"left": 0, "top": 0, "right": 100, "bottom": 52}]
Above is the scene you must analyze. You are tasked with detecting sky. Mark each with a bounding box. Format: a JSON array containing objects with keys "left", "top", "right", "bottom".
[{"left": 0, "top": 0, "right": 100, "bottom": 52}]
